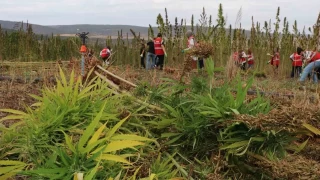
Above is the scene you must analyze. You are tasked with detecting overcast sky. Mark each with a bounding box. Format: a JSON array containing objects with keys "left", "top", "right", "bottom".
[{"left": 1, "top": 0, "right": 319, "bottom": 31}]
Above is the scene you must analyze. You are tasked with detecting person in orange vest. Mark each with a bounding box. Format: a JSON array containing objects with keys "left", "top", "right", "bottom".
[
  {"left": 100, "top": 46, "right": 111, "bottom": 65},
  {"left": 181, "top": 30, "right": 198, "bottom": 69},
  {"left": 299, "top": 49, "right": 320, "bottom": 83},
  {"left": 154, "top": 33, "right": 167, "bottom": 70},
  {"left": 247, "top": 49, "right": 254, "bottom": 69},
  {"left": 289, "top": 47, "right": 303, "bottom": 78}
]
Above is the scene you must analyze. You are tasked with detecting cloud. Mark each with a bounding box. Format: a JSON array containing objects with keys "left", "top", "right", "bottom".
[{"left": 0, "top": 0, "right": 319, "bottom": 31}]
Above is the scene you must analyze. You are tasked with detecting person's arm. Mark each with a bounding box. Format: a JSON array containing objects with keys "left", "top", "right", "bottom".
[
  {"left": 289, "top": 53, "right": 294, "bottom": 61},
  {"left": 183, "top": 38, "right": 194, "bottom": 51},
  {"left": 161, "top": 40, "right": 167, "bottom": 56}
]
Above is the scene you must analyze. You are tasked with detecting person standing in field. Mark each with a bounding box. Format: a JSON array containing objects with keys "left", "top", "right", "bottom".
[
  {"left": 154, "top": 33, "right": 167, "bottom": 70},
  {"left": 289, "top": 47, "right": 303, "bottom": 78},
  {"left": 181, "top": 30, "right": 198, "bottom": 69},
  {"left": 269, "top": 48, "right": 280, "bottom": 74},
  {"left": 100, "top": 46, "right": 111, "bottom": 65},
  {"left": 239, "top": 50, "right": 247, "bottom": 70},
  {"left": 146, "top": 38, "right": 156, "bottom": 70},
  {"left": 139, "top": 40, "right": 146, "bottom": 69},
  {"left": 247, "top": 49, "right": 254, "bottom": 69},
  {"left": 299, "top": 50, "right": 320, "bottom": 84},
  {"left": 197, "top": 40, "right": 205, "bottom": 69},
  {"left": 233, "top": 50, "right": 240, "bottom": 66}
]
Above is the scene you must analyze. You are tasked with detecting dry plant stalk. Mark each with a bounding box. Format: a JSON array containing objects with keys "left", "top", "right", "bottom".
[{"left": 225, "top": 54, "right": 239, "bottom": 81}]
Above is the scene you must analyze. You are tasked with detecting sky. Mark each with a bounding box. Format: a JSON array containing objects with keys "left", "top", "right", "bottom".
[{"left": 1, "top": 0, "right": 319, "bottom": 31}]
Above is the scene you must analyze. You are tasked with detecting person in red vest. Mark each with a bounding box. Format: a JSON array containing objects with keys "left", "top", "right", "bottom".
[
  {"left": 233, "top": 51, "right": 239, "bottom": 66},
  {"left": 299, "top": 49, "right": 320, "bottom": 84},
  {"left": 289, "top": 47, "right": 303, "bottom": 78},
  {"left": 154, "top": 33, "right": 167, "bottom": 70},
  {"left": 239, "top": 50, "right": 247, "bottom": 70},
  {"left": 100, "top": 46, "right": 111, "bottom": 65},
  {"left": 181, "top": 30, "right": 198, "bottom": 69},
  {"left": 247, "top": 49, "right": 254, "bottom": 69},
  {"left": 269, "top": 48, "right": 280, "bottom": 74}
]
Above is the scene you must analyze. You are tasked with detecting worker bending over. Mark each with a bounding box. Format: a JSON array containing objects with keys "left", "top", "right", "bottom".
[{"left": 299, "top": 50, "right": 320, "bottom": 83}]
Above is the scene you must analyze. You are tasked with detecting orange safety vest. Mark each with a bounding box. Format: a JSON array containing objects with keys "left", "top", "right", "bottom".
[
  {"left": 292, "top": 53, "right": 302, "bottom": 67},
  {"left": 100, "top": 48, "right": 109, "bottom": 58},
  {"left": 154, "top": 37, "right": 164, "bottom": 55}
]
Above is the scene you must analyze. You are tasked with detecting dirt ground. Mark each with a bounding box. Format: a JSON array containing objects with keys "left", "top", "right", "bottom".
[{"left": 0, "top": 81, "right": 41, "bottom": 119}]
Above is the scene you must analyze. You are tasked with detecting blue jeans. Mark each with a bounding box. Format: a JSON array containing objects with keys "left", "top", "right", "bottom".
[
  {"left": 146, "top": 52, "right": 156, "bottom": 70},
  {"left": 299, "top": 60, "right": 320, "bottom": 83}
]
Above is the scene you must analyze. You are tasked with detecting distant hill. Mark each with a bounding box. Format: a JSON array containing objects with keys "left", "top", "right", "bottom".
[{"left": 0, "top": 20, "right": 251, "bottom": 39}]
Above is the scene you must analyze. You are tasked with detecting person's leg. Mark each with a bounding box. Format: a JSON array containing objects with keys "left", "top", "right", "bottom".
[
  {"left": 199, "top": 59, "right": 204, "bottom": 69},
  {"left": 291, "top": 66, "right": 295, "bottom": 78},
  {"left": 299, "top": 62, "right": 315, "bottom": 82},
  {"left": 158, "top": 55, "right": 164, "bottom": 70},
  {"left": 141, "top": 56, "right": 145, "bottom": 69},
  {"left": 146, "top": 53, "right": 150, "bottom": 70},
  {"left": 298, "top": 66, "right": 302, "bottom": 77}
]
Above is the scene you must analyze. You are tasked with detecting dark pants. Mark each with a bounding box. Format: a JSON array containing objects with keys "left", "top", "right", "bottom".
[
  {"left": 241, "top": 62, "right": 247, "bottom": 70},
  {"left": 140, "top": 56, "right": 145, "bottom": 68},
  {"left": 156, "top": 55, "right": 164, "bottom": 70},
  {"left": 291, "top": 66, "right": 302, "bottom": 78},
  {"left": 198, "top": 58, "right": 204, "bottom": 69}
]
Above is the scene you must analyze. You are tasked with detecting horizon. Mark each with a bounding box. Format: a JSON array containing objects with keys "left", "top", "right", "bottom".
[{"left": 1, "top": 0, "right": 319, "bottom": 32}]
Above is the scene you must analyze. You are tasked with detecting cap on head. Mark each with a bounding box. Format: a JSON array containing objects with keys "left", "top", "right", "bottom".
[{"left": 186, "top": 30, "right": 193, "bottom": 38}]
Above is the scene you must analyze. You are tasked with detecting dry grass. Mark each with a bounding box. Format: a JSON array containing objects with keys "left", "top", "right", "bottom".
[{"left": 251, "top": 154, "right": 320, "bottom": 179}]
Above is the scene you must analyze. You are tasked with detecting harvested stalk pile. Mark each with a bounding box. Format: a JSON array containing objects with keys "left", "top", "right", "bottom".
[
  {"left": 251, "top": 155, "right": 320, "bottom": 179},
  {"left": 187, "top": 41, "right": 214, "bottom": 59},
  {"left": 230, "top": 106, "right": 320, "bottom": 132}
]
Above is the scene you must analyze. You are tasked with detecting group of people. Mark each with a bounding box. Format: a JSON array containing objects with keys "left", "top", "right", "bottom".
[
  {"left": 98, "top": 32, "right": 320, "bottom": 85},
  {"left": 233, "top": 46, "right": 320, "bottom": 84},
  {"left": 233, "top": 49, "right": 255, "bottom": 70},
  {"left": 139, "top": 30, "right": 205, "bottom": 71},
  {"left": 140, "top": 33, "right": 167, "bottom": 70}
]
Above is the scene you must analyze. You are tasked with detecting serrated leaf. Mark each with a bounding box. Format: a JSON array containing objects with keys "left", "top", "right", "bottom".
[
  {"left": 63, "top": 132, "right": 76, "bottom": 153},
  {"left": 0, "top": 160, "right": 26, "bottom": 166},
  {"left": 0, "top": 109, "right": 27, "bottom": 116},
  {"left": 220, "top": 140, "right": 249, "bottom": 150},
  {"left": 303, "top": 123, "right": 320, "bottom": 135},
  {"left": 78, "top": 102, "right": 107, "bottom": 150},
  {"left": 88, "top": 123, "right": 107, "bottom": 146},
  {"left": 104, "top": 140, "right": 144, "bottom": 153},
  {"left": 110, "top": 134, "right": 153, "bottom": 142},
  {"left": 105, "top": 114, "right": 131, "bottom": 140},
  {"left": 0, "top": 115, "right": 25, "bottom": 122},
  {"left": 98, "top": 154, "right": 131, "bottom": 164}
]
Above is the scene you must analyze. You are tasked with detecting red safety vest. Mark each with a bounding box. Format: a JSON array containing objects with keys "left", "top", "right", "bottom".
[
  {"left": 239, "top": 51, "right": 246, "bottom": 63},
  {"left": 292, "top": 53, "right": 302, "bottom": 66},
  {"left": 310, "top": 52, "right": 320, "bottom": 63},
  {"left": 271, "top": 52, "right": 280, "bottom": 66},
  {"left": 100, "top": 48, "right": 109, "bottom": 58},
  {"left": 248, "top": 54, "right": 254, "bottom": 65},
  {"left": 154, "top": 37, "right": 164, "bottom": 55}
]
